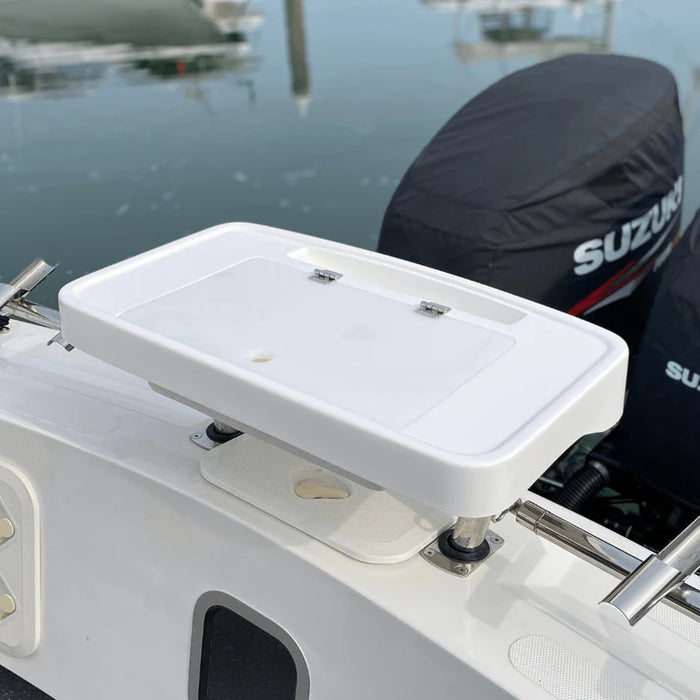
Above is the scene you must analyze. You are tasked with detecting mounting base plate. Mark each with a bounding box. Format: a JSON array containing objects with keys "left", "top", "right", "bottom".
[{"left": 421, "top": 530, "right": 504, "bottom": 577}]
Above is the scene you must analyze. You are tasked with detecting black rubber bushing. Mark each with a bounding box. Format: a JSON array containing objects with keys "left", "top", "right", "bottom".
[
  {"left": 205, "top": 422, "right": 243, "bottom": 444},
  {"left": 438, "top": 529, "right": 491, "bottom": 562}
]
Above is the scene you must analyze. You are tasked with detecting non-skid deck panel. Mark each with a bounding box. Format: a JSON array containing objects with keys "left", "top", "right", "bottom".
[
  {"left": 201, "top": 435, "right": 454, "bottom": 563},
  {"left": 509, "top": 636, "right": 641, "bottom": 700}
]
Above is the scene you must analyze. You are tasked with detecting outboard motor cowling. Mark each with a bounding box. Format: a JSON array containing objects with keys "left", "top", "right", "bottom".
[
  {"left": 378, "top": 54, "right": 684, "bottom": 355},
  {"left": 617, "top": 210, "right": 700, "bottom": 508}
]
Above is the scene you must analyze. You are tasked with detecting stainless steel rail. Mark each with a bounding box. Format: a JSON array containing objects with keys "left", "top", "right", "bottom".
[
  {"left": 513, "top": 500, "right": 700, "bottom": 625},
  {"left": 3, "top": 299, "right": 61, "bottom": 331}
]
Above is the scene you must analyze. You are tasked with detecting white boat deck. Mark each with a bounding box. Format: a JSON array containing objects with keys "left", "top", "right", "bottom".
[{"left": 0, "top": 321, "right": 697, "bottom": 699}]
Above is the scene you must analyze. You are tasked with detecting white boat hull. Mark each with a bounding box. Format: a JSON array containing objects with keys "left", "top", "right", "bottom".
[{"left": 0, "top": 322, "right": 698, "bottom": 698}]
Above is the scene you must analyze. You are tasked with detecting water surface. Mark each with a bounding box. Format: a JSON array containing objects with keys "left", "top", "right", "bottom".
[{"left": 2, "top": 0, "right": 700, "bottom": 304}]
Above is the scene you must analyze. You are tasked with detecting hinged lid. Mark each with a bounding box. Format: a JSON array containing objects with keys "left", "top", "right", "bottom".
[{"left": 58, "top": 223, "right": 628, "bottom": 516}]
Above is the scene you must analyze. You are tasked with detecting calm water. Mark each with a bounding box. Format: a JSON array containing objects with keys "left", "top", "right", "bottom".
[{"left": 2, "top": 0, "right": 700, "bottom": 305}]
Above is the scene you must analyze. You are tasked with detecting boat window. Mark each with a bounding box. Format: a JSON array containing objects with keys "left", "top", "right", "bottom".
[
  {"left": 190, "top": 592, "right": 309, "bottom": 700},
  {"left": 0, "top": 665, "right": 53, "bottom": 699}
]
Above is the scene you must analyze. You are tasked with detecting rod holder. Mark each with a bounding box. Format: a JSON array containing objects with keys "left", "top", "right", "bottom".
[
  {"left": 11, "top": 260, "right": 56, "bottom": 295},
  {"left": 512, "top": 500, "right": 700, "bottom": 625},
  {"left": 0, "top": 259, "right": 66, "bottom": 341},
  {"left": 601, "top": 514, "right": 700, "bottom": 625}
]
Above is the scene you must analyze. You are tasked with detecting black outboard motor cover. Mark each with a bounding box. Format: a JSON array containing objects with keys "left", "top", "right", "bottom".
[
  {"left": 618, "top": 211, "right": 700, "bottom": 508},
  {"left": 378, "top": 54, "right": 684, "bottom": 353}
]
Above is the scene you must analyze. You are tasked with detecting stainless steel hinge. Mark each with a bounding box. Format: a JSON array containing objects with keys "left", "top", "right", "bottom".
[
  {"left": 418, "top": 300, "right": 451, "bottom": 317},
  {"left": 310, "top": 268, "right": 343, "bottom": 283}
]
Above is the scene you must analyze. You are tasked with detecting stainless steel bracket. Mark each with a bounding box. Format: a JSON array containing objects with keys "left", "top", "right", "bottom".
[
  {"left": 190, "top": 431, "right": 217, "bottom": 451},
  {"left": 421, "top": 530, "right": 504, "bottom": 577},
  {"left": 47, "top": 331, "right": 74, "bottom": 351}
]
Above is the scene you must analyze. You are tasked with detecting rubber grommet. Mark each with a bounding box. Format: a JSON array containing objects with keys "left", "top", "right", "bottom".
[
  {"left": 438, "top": 529, "right": 491, "bottom": 562},
  {"left": 205, "top": 423, "right": 243, "bottom": 444}
]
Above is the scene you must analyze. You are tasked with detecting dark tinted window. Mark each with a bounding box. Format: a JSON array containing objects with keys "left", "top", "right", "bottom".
[
  {"left": 0, "top": 666, "right": 53, "bottom": 699},
  {"left": 198, "top": 605, "right": 298, "bottom": 700}
]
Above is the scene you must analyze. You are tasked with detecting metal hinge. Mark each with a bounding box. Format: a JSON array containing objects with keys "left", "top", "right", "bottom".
[
  {"left": 310, "top": 268, "right": 343, "bottom": 284},
  {"left": 418, "top": 300, "right": 451, "bottom": 317}
]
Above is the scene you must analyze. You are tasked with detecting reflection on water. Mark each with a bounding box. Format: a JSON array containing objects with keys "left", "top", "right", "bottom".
[
  {"left": 433, "top": 0, "right": 616, "bottom": 64},
  {"left": 0, "top": 1, "right": 263, "bottom": 100},
  {"left": 284, "top": 0, "right": 309, "bottom": 114},
  {"left": 1, "top": 0, "right": 699, "bottom": 305}
]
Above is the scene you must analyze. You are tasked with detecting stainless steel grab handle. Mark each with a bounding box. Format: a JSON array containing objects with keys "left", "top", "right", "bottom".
[
  {"left": 601, "top": 514, "right": 700, "bottom": 625},
  {"left": 512, "top": 501, "right": 700, "bottom": 625}
]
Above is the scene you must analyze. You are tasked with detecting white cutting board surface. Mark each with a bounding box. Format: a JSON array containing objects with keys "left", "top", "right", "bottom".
[
  {"left": 121, "top": 257, "right": 513, "bottom": 430},
  {"left": 59, "top": 223, "right": 628, "bottom": 516}
]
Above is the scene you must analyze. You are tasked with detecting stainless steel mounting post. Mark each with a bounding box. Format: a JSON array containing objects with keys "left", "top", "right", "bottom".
[
  {"left": 421, "top": 514, "right": 504, "bottom": 577},
  {"left": 451, "top": 516, "right": 491, "bottom": 550}
]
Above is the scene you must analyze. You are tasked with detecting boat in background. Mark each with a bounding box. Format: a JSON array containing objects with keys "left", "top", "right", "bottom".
[
  {"left": 423, "top": 0, "right": 617, "bottom": 65},
  {"left": 0, "top": 0, "right": 264, "bottom": 101},
  {"left": 0, "top": 0, "right": 260, "bottom": 47}
]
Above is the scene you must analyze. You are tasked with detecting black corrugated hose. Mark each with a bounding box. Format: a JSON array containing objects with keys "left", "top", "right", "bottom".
[{"left": 555, "top": 459, "right": 610, "bottom": 511}]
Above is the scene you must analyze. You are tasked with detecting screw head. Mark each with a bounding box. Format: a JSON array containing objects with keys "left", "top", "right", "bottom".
[
  {"left": 192, "top": 433, "right": 202, "bottom": 440},
  {"left": 454, "top": 564, "right": 468, "bottom": 575},
  {"left": 424, "top": 548, "right": 436, "bottom": 558}
]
